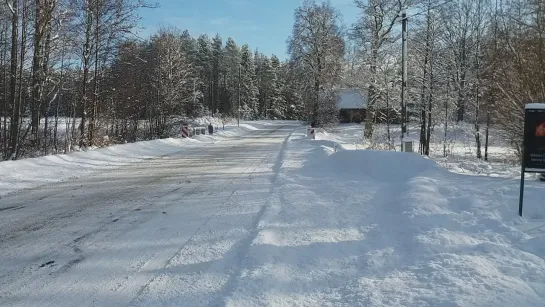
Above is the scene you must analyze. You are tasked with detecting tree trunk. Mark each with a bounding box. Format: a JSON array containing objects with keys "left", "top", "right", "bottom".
[
  {"left": 2, "top": 27, "right": 8, "bottom": 159},
  {"left": 55, "top": 38, "right": 66, "bottom": 154},
  {"left": 444, "top": 78, "right": 450, "bottom": 158},
  {"left": 475, "top": 93, "right": 482, "bottom": 159},
  {"left": 80, "top": 2, "right": 93, "bottom": 148},
  {"left": 31, "top": 0, "right": 46, "bottom": 144},
  {"left": 8, "top": 0, "right": 19, "bottom": 160},
  {"left": 364, "top": 41, "right": 378, "bottom": 140},
  {"left": 485, "top": 112, "right": 490, "bottom": 161},
  {"left": 54, "top": 93, "right": 59, "bottom": 153},
  {"left": 474, "top": 0, "right": 483, "bottom": 160},
  {"left": 420, "top": 110, "right": 426, "bottom": 154},
  {"left": 70, "top": 100, "right": 77, "bottom": 152},
  {"left": 42, "top": 12, "right": 53, "bottom": 155},
  {"left": 425, "top": 67, "right": 433, "bottom": 156},
  {"left": 419, "top": 64, "right": 428, "bottom": 155},
  {"left": 420, "top": 4, "right": 431, "bottom": 155},
  {"left": 89, "top": 0, "right": 101, "bottom": 145},
  {"left": 313, "top": 57, "right": 321, "bottom": 125},
  {"left": 456, "top": 46, "right": 467, "bottom": 123},
  {"left": 386, "top": 91, "right": 391, "bottom": 149},
  {"left": 457, "top": 82, "right": 466, "bottom": 122}
]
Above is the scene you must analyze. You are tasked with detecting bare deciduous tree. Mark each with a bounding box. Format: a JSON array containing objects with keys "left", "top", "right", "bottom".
[
  {"left": 352, "top": 0, "right": 410, "bottom": 140},
  {"left": 288, "top": 0, "right": 345, "bottom": 125}
]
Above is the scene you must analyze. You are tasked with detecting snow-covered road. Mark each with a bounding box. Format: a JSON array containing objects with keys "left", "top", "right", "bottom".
[
  {"left": 0, "top": 122, "right": 298, "bottom": 307},
  {"left": 2, "top": 121, "right": 545, "bottom": 307}
]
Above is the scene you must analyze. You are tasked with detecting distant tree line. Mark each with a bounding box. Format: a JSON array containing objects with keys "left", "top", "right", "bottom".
[
  {"left": 106, "top": 29, "right": 300, "bottom": 140},
  {"left": 0, "top": 1, "right": 304, "bottom": 160},
  {"left": 1, "top": 0, "right": 543, "bottom": 161}
]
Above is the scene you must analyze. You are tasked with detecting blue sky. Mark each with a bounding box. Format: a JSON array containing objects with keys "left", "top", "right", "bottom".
[{"left": 136, "top": 0, "right": 359, "bottom": 60}]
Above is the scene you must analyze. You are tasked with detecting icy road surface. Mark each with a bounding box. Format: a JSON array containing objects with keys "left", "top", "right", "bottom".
[{"left": 0, "top": 123, "right": 297, "bottom": 307}]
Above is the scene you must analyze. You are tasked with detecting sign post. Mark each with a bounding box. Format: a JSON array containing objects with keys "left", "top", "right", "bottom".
[{"left": 519, "top": 103, "right": 545, "bottom": 216}]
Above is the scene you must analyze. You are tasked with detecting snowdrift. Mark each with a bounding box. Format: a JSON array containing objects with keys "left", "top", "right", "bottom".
[
  {"left": 230, "top": 132, "right": 545, "bottom": 306},
  {"left": 303, "top": 148, "right": 444, "bottom": 182}
]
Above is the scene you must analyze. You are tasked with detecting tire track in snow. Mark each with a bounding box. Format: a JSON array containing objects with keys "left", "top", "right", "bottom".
[
  {"left": 37, "top": 137, "right": 275, "bottom": 307},
  {"left": 126, "top": 128, "right": 291, "bottom": 306},
  {"left": 0, "top": 164, "right": 213, "bottom": 303},
  {"left": 212, "top": 129, "right": 294, "bottom": 306},
  {"left": 0, "top": 139, "right": 263, "bottom": 305},
  {"left": 126, "top": 177, "right": 250, "bottom": 306},
  {"left": 0, "top": 124, "right": 300, "bottom": 306}
]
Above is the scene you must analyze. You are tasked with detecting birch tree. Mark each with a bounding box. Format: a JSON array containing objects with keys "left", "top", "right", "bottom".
[
  {"left": 288, "top": 0, "right": 344, "bottom": 125},
  {"left": 6, "top": 0, "right": 18, "bottom": 159},
  {"left": 352, "top": 0, "right": 411, "bottom": 139}
]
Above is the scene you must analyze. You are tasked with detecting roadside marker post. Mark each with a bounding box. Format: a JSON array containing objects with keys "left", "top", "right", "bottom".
[
  {"left": 182, "top": 125, "right": 190, "bottom": 138},
  {"left": 307, "top": 127, "right": 315, "bottom": 140},
  {"left": 519, "top": 103, "right": 545, "bottom": 216}
]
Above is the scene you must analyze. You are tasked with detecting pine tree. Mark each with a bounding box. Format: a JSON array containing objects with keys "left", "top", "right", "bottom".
[
  {"left": 270, "top": 55, "right": 286, "bottom": 119},
  {"left": 179, "top": 30, "right": 201, "bottom": 117},
  {"left": 223, "top": 37, "right": 240, "bottom": 115},
  {"left": 196, "top": 34, "right": 212, "bottom": 115},
  {"left": 240, "top": 44, "right": 259, "bottom": 119},
  {"left": 180, "top": 30, "right": 198, "bottom": 65},
  {"left": 258, "top": 55, "right": 274, "bottom": 118},
  {"left": 211, "top": 34, "right": 223, "bottom": 115},
  {"left": 253, "top": 50, "right": 263, "bottom": 117}
]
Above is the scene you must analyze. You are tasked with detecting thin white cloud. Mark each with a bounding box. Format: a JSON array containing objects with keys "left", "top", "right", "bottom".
[
  {"left": 229, "top": 23, "right": 263, "bottom": 33},
  {"left": 208, "top": 17, "right": 230, "bottom": 26}
]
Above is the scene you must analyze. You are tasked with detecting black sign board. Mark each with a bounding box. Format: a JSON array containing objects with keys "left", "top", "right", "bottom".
[
  {"left": 523, "top": 107, "right": 545, "bottom": 172},
  {"left": 519, "top": 104, "right": 545, "bottom": 216}
]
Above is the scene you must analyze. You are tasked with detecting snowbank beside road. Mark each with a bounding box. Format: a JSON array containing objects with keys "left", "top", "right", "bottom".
[
  {"left": 304, "top": 149, "right": 441, "bottom": 182},
  {"left": 316, "top": 123, "right": 523, "bottom": 179},
  {"left": 0, "top": 121, "right": 281, "bottom": 197},
  {"left": 0, "top": 138, "right": 193, "bottom": 197},
  {"left": 227, "top": 128, "right": 545, "bottom": 307}
]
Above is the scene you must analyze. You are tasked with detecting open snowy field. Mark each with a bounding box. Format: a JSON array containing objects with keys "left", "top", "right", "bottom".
[
  {"left": 1, "top": 121, "right": 544, "bottom": 306},
  {"left": 317, "top": 123, "right": 524, "bottom": 179}
]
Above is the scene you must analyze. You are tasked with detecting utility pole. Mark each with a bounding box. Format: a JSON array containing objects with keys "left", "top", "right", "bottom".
[
  {"left": 237, "top": 64, "right": 241, "bottom": 127},
  {"left": 401, "top": 9, "right": 408, "bottom": 151}
]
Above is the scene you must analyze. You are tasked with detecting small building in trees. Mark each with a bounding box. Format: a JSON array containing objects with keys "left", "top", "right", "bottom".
[
  {"left": 337, "top": 89, "right": 367, "bottom": 123},
  {"left": 336, "top": 88, "right": 402, "bottom": 124}
]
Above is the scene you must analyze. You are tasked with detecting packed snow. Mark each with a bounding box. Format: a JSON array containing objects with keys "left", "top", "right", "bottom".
[
  {"left": 316, "top": 123, "right": 525, "bottom": 179},
  {"left": 1, "top": 121, "right": 545, "bottom": 306},
  {"left": 0, "top": 122, "right": 263, "bottom": 198},
  {"left": 224, "top": 127, "right": 545, "bottom": 306}
]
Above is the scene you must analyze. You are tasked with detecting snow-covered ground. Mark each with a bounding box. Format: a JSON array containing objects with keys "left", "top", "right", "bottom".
[
  {"left": 0, "top": 121, "right": 259, "bottom": 198},
  {"left": 1, "top": 121, "right": 545, "bottom": 306},
  {"left": 317, "top": 123, "right": 524, "bottom": 179},
  {"left": 0, "top": 115, "right": 238, "bottom": 158},
  {"left": 221, "top": 127, "right": 545, "bottom": 306}
]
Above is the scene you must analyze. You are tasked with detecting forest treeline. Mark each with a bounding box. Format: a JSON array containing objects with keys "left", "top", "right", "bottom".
[{"left": 1, "top": 0, "right": 544, "bottom": 160}]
